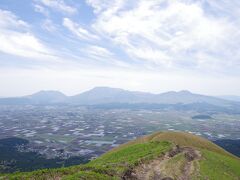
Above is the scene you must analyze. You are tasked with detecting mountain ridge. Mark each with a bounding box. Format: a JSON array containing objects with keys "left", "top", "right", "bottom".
[
  {"left": 218, "top": 95, "right": 240, "bottom": 102},
  {"left": 0, "top": 87, "right": 236, "bottom": 106}
]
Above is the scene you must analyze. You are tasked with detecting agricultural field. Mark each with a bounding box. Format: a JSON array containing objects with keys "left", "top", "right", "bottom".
[{"left": 0, "top": 105, "right": 239, "bottom": 172}]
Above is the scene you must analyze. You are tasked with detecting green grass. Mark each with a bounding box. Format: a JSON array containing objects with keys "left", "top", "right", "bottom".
[
  {"left": 199, "top": 150, "right": 240, "bottom": 180},
  {"left": 113, "top": 131, "right": 234, "bottom": 158},
  {"left": 1, "top": 131, "right": 240, "bottom": 180},
  {"left": 62, "top": 171, "right": 116, "bottom": 180},
  {"left": 148, "top": 132, "right": 236, "bottom": 157},
  {"left": 0, "top": 166, "right": 83, "bottom": 180},
  {"left": 87, "top": 141, "right": 172, "bottom": 175},
  {"left": 162, "top": 153, "right": 187, "bottom": 178},
  {"left": 91, "top": 141, "right": 171, "bottom": 165},
  {"left": 2, "top": 140, "right": 172, "bottom": 180}
]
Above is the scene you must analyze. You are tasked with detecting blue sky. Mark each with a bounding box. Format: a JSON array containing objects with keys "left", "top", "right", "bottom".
[{"left": 0, "top": 0, "right": 239, "bottom": 96}]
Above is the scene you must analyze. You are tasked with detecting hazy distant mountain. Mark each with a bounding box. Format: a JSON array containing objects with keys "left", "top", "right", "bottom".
[
  {"left": 218, "top": 95, "right": 240, "bottom": 102},
  {"left": 152, "top": 90, "right": 231, "bottom": 106},
  {"left": 0, "top": 97, "right": 32, "bottom": 105},
  {"left": 27, "top": 90, "right": 67, "bottom": 104},
  {"left": 68, "top": 87, "right": 232, "bottom": 106},
  {"left": 0, "top": 90, "right": 67, "bottom": 105},
  {"left": 68, "top": 87, "right": 154, "bottom": 104},
  {"left": 0, "top": 87, "right": 237, "bottom": 106}
]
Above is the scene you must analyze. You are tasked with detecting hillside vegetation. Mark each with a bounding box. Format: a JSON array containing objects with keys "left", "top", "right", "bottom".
[{"left": 1, "top": 132, "right": 240, "bottom": 180}]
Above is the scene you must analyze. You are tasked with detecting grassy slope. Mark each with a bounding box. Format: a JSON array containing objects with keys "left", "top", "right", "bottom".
[
  {"left": 156, "top": 153, "right": 188, "bottom": 179},
  {"left": 1, "top": 132, "right": 240, "bottom": 180},
  {"left": 3, "top": 141, "right": 172, "bottom": 180},
  {"left": 87, "top": 141, "right": 171, "bottom": 173},
  {"left": 199, "top": 150, "right": 240, "bottom": 180},
  {"left": 135, "top": 131, "right": 235, "bottom": 157}
]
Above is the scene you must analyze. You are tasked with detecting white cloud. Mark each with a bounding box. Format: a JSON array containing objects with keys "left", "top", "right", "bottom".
[
  {"left": 0, "top": 9, "right": 28, "bottom": 28},
  {"left": 0, "top": 9, "right": 55, "bottom": 60},
  {"left": 84, "top": 45, "right": 113, "bottom": 58},
  {"left": 39, "top": 0, "right": 77, "bottom": 15},
  {"left": 63, "top": 18, "right": 99, "bottom": 40},
  {"left": 87, "top": 0, "right": 240, "bottom": 72},
  {"left": 86, "top": 0, "right": 124, "bottom": 14},
  {"left": 34, "top": 4, "right": 49, "bottom": 16},
  {"left": 41, "top": 19, "right": 56, "bottom": 32},
  {"left": 0, "top": 31, "right": 52, "bottom": 59},
  {"left": 76, "top": 44, "right": 130, "bottom": 68},
  {"left": 81, "top": 45, "right": 129, "bottom": 67}
]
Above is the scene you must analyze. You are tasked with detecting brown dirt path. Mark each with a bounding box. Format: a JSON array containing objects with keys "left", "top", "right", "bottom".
[{"left": 123, "top": 146, "right": 201, "bottom": 180}]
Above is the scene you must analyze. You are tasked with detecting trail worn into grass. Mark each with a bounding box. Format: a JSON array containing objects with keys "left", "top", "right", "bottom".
[{"left": 123, "top": 145, "right": 201, "bottom": 180}]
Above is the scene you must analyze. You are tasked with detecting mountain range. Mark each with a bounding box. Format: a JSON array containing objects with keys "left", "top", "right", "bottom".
[
  {"left": 217, "top": 95, "right": 240, "bottom": 102},
  {"left": 0, "top": 87, "right": 238, "bottom": 106}
]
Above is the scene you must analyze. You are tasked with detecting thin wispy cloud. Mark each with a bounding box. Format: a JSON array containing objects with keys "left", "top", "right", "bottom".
[
  {"left": 38, "top": 0, "right": 77, "bottom": 15},
  {"left": 84, "top": 45, "right": 113, "bottom": 58},
  {"left": 0, "top": 9, "right": 28, "bottom": 28},
  {"left": 88, "top": 0, "right": 240, "bottom": 71},
  {"left": 41, "top": 19, "right": 57, "bottom": 32},
  {"left": 34, "top": 4, "right": 49, "bottom": 16},
  {"left": 0, "top": 9, "right": 55, "bottom": 60},
  {"left": 63, "top": 18, "right": 99, "bottom": 41}
]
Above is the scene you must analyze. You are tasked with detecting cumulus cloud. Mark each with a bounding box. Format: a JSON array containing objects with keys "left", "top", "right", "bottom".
[
  {"left": 87, "top": 0, "right": 240, "bottom": 71},
  {"left": 0, "top": 9, "right": 55, "bottom": 60},
  {"left": 63, "top": 18, "right": 99, "bottom": 40},
  {"left": 39, "top": 0, "right": 77, "bottom": 15}
]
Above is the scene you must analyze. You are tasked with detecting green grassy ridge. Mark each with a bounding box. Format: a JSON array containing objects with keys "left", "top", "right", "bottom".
[
  {"left": 1, "top": 131, "right": 240, "bottom": 180},
  {"left": 114, "top": 131, "right": 237, "bottom": 158},
  {"left": 199, "top": 149, "right": 240, "bottom": 180},
  {"left": 87, "top": 141, "right": 172, "bottom": 175},
  {"left": 63, "top": 171, "right": 116, "bottom": 180},
  {"left": 2, "top": 141, "right": 172, "bottom": 179},
  {"left": 160, "top": 153, "right": 188, "bottom": 179},
  {"left": 151, "top": 132, "right": 237, "bottom": 158}
]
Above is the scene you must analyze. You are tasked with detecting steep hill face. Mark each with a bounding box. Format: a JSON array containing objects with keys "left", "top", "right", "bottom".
[{"left": 3, "top": 132, "right": 240, "bottom": 180}]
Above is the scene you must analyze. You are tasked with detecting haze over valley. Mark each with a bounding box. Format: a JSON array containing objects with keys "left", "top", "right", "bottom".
[{"left": 0, "top": 87, "right": 240, "bottom": 173}]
